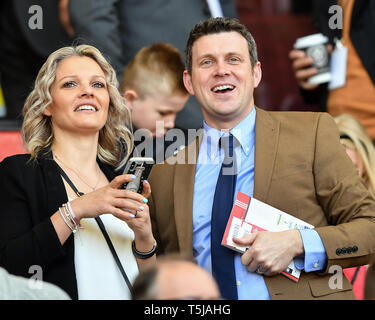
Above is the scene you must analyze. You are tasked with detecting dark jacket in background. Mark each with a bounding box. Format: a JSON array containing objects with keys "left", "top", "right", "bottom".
[{"left": 0, "top": 0, "right": 72, "bottom": 120}]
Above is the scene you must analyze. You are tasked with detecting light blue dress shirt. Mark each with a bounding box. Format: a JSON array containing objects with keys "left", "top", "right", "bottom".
[{"left": 192, "top": 107, "right": 328, "bottom": 300}]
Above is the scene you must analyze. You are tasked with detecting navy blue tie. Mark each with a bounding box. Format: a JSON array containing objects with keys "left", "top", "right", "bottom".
[{"left": 211, "top": 134, "right": 238, "bottom": 300}]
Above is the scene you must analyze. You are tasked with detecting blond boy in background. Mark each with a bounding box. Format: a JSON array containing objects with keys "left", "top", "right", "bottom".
[{"left": 120, "top": 43, "right": 188, "bottom": 146}]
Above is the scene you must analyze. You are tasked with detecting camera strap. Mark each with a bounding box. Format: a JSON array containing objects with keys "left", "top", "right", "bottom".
[{"left": 55, "top": 161, "right": 133, "bottom": 292}]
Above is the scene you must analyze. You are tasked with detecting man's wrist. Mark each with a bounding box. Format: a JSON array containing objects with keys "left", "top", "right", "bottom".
[{"left": 291, "top": 229, "right": 304, "bottom": 257}]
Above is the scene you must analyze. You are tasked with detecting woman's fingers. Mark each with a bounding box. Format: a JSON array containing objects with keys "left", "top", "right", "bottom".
[
  {"left": 110, "top": 175, "right": 150, "bottom": 201},
  {"left": 141, "top": 180, "right": 151, "bottom": 199},
  {"left": 71, "top": 175, "right": 150, "bottom": 220},
  {"left": 109, "top": 174, "right": 137, "bottom": 189},
  {"left": 112, "top": 197, "right": 146, "bottom": 213},
  {"left": 111, "top": 188, "right": 149, "bottom": 205}
]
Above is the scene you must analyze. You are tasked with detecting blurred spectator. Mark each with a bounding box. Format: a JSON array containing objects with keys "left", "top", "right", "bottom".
[
  {"left": 0, "top": 0, "right": 72, "bottom": 120},
  {"left": 334, "top": 113, "right": 375, "bottom": 300},
  {"left": 119, "top": 43, "right": 189, "bottom": 161},
  {"left": 364, "top": 260, "right": 375, "bottom": 300},
  {"left": 289, "top": 0, "right": 375, "bottom": 139},
  {"left": 131, "top": 255, "right": 221, "bottom": 300},
  {"left": 0, "top": 266, "right": 70, "bottom": 300},
  {"left": 334, "top": 114, "right": 375, "bottom": 196},
  {"left": 65, "top": 0, "right": 238, "bottom": 132}
]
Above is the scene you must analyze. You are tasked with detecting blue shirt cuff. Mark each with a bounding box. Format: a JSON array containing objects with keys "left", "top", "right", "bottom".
[{"left": 295, "top": 229, "right": 327, "bottom": 272}]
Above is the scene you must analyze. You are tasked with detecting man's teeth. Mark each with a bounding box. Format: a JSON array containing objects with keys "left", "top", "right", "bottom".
[
  {"left": 213, "top": 85, "right": 234, "bottom": 92},
  {"left": 75, "top": 105, "right": 96, "bottom": 111}
]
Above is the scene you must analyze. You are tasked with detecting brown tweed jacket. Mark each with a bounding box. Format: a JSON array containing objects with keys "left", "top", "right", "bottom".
[{"left": 148, "top": 107, "right": 375, "bottom": 300}]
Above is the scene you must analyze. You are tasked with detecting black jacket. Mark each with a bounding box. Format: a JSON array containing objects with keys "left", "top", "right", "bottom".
[{"left": 0, "top": 151, "right": 117, "bottom": 300}]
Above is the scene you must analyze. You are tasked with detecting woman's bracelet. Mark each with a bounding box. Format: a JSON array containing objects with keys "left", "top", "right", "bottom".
[
  {"left": 132, "top": 239, "right": 157, "bottom": 259},
  {"left": 64, "top": 202, "right": 82, "bottom": 228},
  {"left": 59, "top": 207, "right": 78, "bottom": 233},
  {"left": 59, "top": 202, "right": 83, "bottom": 233}
]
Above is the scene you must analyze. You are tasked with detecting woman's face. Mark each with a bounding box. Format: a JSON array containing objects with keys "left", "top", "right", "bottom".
[
  {"left": 345, "top": 146, "right": 365, "bottom": 177},
  {"left": 44, "top": 55, "right": 110, "bottom": 136}
]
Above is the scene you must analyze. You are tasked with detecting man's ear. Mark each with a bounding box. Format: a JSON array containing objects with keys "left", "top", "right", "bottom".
[
  {"left": 252, "top": 61, "right": 262, "bottom": 89},
  {"left": 183, "top": 70, "right": 195, "bottom": 96},
  {"left": 123, "top": 89, "right": 139, "bottom": 110}
]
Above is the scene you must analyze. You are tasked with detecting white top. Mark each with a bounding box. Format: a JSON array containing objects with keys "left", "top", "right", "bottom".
[{"left": 73, "top": 210, "right": 138, "bottom": 300}]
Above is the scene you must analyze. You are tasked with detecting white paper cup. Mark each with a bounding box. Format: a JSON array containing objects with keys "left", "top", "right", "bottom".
[{"left": 294, "top": 33, "right": 331, "bottom": 85}]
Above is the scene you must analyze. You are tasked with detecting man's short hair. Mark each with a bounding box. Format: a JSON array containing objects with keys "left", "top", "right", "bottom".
[
  {"left": 185, "top": 17, "right": 258, "bottom": 74},
  {"left": 120, "top": 42, "right": 187, "bottom": 99}
]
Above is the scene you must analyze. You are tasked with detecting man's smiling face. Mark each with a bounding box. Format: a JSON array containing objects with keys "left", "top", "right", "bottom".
[{"left": 183, "top": 31, "right": 262, "bottom": 130}]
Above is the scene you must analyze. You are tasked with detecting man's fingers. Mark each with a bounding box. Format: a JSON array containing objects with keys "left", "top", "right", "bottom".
[
  {"left": 295, "top": 68, "right": 320, "bottom": 90},
  {"left": 288, "top": 49, "right": 305, "bottom": 60},
  {"left": 232, "top": 233, "right": 257, "bottom": 246},
  {"left": 296, "top": 67, "right": 318, "bottom": 81},
  {"left": 292, "top": 56, "right": 315, "bottom": 71},
  {"left": 248, "top": 260, "right": 261, "bottom": 273}
]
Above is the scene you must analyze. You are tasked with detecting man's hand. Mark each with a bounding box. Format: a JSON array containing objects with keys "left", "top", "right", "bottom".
[
  {"left": 288, "top": 45, "right": 333, "bottom": 91},
  {"left": 233, "top": 230, "right": 304, "bottom": 276},
  {"left": 289, "top": 49, "right": 320, "bottom": 91}
]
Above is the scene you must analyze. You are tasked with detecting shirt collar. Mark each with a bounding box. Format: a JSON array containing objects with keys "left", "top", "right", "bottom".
[{"left": 202, "top": 107, "right": 256, "bottom": 159}]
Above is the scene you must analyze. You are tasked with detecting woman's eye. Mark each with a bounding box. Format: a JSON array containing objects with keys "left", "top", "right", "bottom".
[
  {"left": 92, "top": 81, "right": 106, "bottom": 88},
  {"left": 62, "top": 81, "right": 76, "bottom": 88}
]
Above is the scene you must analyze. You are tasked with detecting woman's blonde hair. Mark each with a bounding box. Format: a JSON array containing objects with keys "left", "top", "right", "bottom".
[
  {"left": 334, "top": 114, "right": 375, "bottom": 196},
  {"left": 22, "top": 44, "right": 133, "bottom": 169}
]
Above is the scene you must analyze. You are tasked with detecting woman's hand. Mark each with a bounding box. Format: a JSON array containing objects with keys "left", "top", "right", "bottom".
[
  {"left": 70, "top": 174, "right": 154, "bottom": 250},
  {"left": 69, "top": 174, "right": 146, "bottom": 220},
  {"left": 122, "top": 180, "right": 155, "bottom": 252}
]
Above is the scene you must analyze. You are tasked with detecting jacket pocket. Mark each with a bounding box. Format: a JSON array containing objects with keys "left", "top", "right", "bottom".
[{"left": 308, "top": 276, "right": 353, "bottom": 298}]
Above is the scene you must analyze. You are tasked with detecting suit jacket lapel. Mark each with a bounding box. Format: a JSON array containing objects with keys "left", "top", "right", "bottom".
[
  {"left": 253, "top": 107, "right": 280, "bottom": 202},
  {"left": 173, "top": 133, "right": 202, "bottom": 253}
]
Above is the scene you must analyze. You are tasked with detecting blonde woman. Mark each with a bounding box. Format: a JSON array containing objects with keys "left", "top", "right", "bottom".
[
  {"left": 334, "top": 113, "right": 375, "bottom": 300},
  {"left": 0, "top": 45, "right": 156, "bottom": 300}
]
